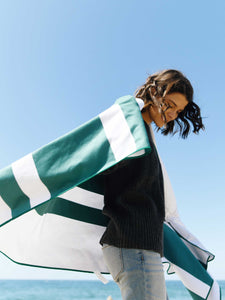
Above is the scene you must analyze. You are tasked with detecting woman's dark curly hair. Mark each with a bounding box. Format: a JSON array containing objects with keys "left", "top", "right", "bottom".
[{"left": 135, "top": 69, "right": 204, "bottom": 138}]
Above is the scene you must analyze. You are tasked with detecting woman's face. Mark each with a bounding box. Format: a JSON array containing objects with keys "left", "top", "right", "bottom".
[{"left": 142, "top": 92, "right": 188, "bottom": 127}]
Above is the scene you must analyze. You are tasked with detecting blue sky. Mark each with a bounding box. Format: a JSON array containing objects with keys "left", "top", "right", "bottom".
[{"left": 0, "top": 0, "right": 224, "bottom": 280}]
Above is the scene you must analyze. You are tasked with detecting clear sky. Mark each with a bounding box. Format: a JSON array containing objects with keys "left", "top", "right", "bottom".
[{"left": 0, "top": 0, "right": 224, "bottom": 281}]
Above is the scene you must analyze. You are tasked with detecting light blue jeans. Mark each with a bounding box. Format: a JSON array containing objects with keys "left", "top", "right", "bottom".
[{"left": 102, "top": 245, "right": 166, "bottom": 300}]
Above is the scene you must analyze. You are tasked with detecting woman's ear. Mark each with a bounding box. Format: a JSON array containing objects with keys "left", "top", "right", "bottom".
[{"left": 142, "top": 102, "right": 151, "bottom": 112}]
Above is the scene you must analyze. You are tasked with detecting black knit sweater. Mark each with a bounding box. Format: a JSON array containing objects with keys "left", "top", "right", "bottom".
[{"left": 100, "top": 123, "right": 165, "bottom": 256}]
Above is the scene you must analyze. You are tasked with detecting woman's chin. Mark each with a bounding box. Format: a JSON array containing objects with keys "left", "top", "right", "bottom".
[{"left": 154, "top": 117, "right": 165, "bottom": 128}]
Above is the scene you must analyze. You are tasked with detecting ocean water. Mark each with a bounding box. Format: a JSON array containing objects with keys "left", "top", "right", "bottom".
[{"left": 0, "top": 280, "right": 224, "bottom": 300}]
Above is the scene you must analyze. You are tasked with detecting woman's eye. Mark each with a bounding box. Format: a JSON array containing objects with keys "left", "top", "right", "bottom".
[{"left": 165, "top": 103, "right": 172, "bottom": 110}]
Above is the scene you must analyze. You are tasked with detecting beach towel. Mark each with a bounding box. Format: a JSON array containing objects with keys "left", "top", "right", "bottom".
[{"left": 0, "top": 95, "right": 221, "bottom": 299}]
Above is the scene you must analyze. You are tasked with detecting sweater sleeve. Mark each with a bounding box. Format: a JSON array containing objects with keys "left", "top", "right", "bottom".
[{"left": 101, "top": 158, "right": 132, "bottom": 175}]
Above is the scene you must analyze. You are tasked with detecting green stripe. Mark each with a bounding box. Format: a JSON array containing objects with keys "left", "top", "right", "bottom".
[
  {"left": 116, "top": 95, "right": 151, "bottom": 154},
  {"left": 0, "top": 166, "right": 30, "bottom": 218},
  {"left": 163, "top": 224, "right": 213, "bottom": 286},
  {"left": 168, "top": 221, "right": 215, "bottom": 267},
  {"left": 35, "top": 197, "right": 109, "bottom": 227},
  {"left": 33, "top": 116, "right": 115, "bottom": 199},
  {"left": 78, "top": 174, "right": 104, "bottom": 195}
]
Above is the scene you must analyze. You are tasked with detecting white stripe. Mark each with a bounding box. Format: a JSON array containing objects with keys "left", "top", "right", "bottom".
[
  {"left": 207, "top": 279, "right": 221, "bottom": 300},
  {"left": 60, "top": 186, "right": 104, "bottom": 210},
  {"left": 173, "top": 264, "right": 210, "bottom": 298},
  {"left": 99, "top": 104, "right": 137, "bottom": 161},
  {"left": 128, "top": 149, "right": 145, "bottom": 158},
  {"left": 12, "top": 153, "right": 51, "bottom": 208},
  {"left": 0, "top": 210, "right": 107, "bottom": 272},
  {"left": 0, "top": 195, "right": 12, "bottom": 224}
]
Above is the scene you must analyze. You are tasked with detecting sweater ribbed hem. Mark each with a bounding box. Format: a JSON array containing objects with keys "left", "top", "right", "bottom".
[{"left": 100, "top": 218, "right": 164, "bottom": 257}]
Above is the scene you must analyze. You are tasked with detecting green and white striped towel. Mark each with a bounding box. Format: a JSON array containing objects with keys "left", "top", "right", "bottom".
[{"left": 0, "top": 95, "right": 221, "bottom": 299}]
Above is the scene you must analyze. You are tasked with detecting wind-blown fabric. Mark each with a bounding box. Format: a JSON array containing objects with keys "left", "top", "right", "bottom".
[{"left": 0, "top": 95, "right": 221, "bottom": 299}]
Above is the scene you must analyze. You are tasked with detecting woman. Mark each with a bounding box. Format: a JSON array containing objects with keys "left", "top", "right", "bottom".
[{"left": 100, "top": 69, "right": 204, "bottom": 300}]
